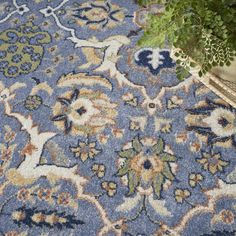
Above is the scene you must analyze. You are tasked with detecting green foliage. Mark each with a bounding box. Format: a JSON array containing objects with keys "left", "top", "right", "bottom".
[
  {"left": 138, "top": 0, "right": 236, "bottom": 80},
  {"left": 137, "top": 0, "right": 160, "bottom": 5}
]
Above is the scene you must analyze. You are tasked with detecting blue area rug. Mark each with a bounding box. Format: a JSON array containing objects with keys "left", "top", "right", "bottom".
[{"left": 0, "top": 1, "right": 236, "bottom": 236}]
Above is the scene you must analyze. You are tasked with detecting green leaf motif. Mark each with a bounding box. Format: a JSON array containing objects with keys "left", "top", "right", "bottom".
[
  {"left": 152, "top": 174, "right": 164, "bottom": 198},
  {"left": 160, "top": 153, "right": 177, "bottom": 162},
  {"left": 162, "top": 163, "right": 175, "bottom": 181},
  {"left": 118, "top": 149, "right": 136, "bottom": 159},
  {"left": 132, "top": 136, "right": 143, "bottom": 153},
  {"left": 127, "top": 170, "right": 140, "bottom": 196},
  {"left": 151, "top": 138, "right": 164, "bottom": 155},
  {"left": 117, "top": 162, "right": 130, "bottom": 177}
]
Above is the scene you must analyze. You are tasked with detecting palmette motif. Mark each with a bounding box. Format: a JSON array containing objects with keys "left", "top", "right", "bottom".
[{"left": 0, "top": 1, "right": 235, "bottom": 236}]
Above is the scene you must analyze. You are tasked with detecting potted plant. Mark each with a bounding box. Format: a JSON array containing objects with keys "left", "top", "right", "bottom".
[{"left": 136, "top": 0, "right": 236, "bottom": 81}]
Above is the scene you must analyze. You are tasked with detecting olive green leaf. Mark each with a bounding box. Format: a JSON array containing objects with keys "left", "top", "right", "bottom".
[
  {"left": 162, "top": 163, "right": 175, "bottom": 181},
  {"left": 127, "top": 170, "right": 139, "bottom": 196},
  {"left": 116, "top": 162, "right": 130, "bottom": 177},
  {"left": 132, "top": 136, "right": 142, "bottom": 153},
  {"left": 152, "top": 174, "right": 164, "bottom": 198},
  {"left": 151, "top": 138, "right": 164, "bottom": 155},
  {"left": 118, "top": 149, "right": 136, "bottom": 159},
  {"left": 160, "top": 153, "right": 176, "bottom": 162}
]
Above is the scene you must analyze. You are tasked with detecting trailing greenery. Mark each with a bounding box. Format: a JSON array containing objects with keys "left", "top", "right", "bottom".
[{"left": 137, "top": 0, "right": 236, "bottom": 80}]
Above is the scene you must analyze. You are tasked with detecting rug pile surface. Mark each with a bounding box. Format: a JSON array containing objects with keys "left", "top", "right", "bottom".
[{"left": 0, "top": 1, "right": 236, "bottom": 236}]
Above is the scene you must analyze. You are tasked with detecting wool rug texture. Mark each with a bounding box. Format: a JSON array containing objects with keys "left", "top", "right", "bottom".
[{"left": 0, "top": 1, "right": 236, "bottom": 236}]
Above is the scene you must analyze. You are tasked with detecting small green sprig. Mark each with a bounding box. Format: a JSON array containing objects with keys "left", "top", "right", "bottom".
[{"left": 137, "top": 0, "right": 236, "bottom": 80}]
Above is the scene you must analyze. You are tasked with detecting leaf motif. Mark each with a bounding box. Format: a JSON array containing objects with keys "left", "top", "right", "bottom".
[
  {"left": 30, "top": 82, "right": 53, "bottom": 96},
  {"left": 151, "top": 138, "right": 164, "bottom": 155},
  {"left": 116, "top": 162, "right": 130, "bottom": 176},
  {"left": 116, "top": 194, "right": 142, "bottom": 212},
  {"left": 160, "top": 153, "right": 176, "bottom": 162},
  {"left": 118, "top": 149, "right": 136, "bottom": 159},
  {"left": 9, "top": 82, "right": 26, "bottom": 93},
  {"left": 152, "top": 174, "right": 164, "bottom": 198},
  {"left": 162, "top": 163, "right": 175, "bottom": 181},
  {"left": 57, "top": 72, "right": 112, "bottom": 91},
  {"left": 51, "top": 114, "right": 67, "bottom": 121},
  {"left": 127, "top": 170, "right": 139, "bottom": 196},
  {"left": 148, "top": 194, "right": 172, "bottom": 217},
  {"left": 132, "top": 136, "right": 142, "bottom": 153}
]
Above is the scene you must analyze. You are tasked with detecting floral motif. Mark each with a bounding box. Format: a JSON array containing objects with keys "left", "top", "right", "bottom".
[
  {"left": 17, "top": 188, "right": 31, "bottom": 201},
  {"left": 117, "top": 136, "right": 177, "bottom": 198},
  {"left": 167, "top": 95, "right": 183, "bottom": 109},
  {"left": 57, "top": 192, "right": 71, "bottom": 205},
  {"left": 174, "top": 189, "right": 191, "bottom": 203},
  {"left": 52, "top": 89, "right": 117, "bottom": 136},
  {"left": 101, "top": 181, "right": 117, "bottom": 197},
  {"left": 92, "top": 164, "right": 106, "bottom": 178},
  {"left": 37, "top": 188, "right": 52, "bottom": 201},
  {"left": 70, "top": 140, "right": 101, "bottom": 162},
  {"left": 129, "top": 116, "right": 147, "bottom": 131},
  {"left": 122, "top": 92, "right": 138, "bottom": 107},
  {"left": 4, "top": 125, "right": 16, "bottom": 143},
  {"left": 197, "top": 151, "right": 229, "bottom": 174},
  {"left": 186, "top": 98, "right": 236, "bottom": 147},
  {"left": 0, "top": 22, "right": 51, "bottom": 77},
  {"left": 72, "top": 1, "right": 125, "bottom": 30},
  {"left": 189, "top": 173, "right": 204, "bottom": 188},
  {"left": 24, "top": 95, "right": 42, "bottom": 110},
  {"left": 220, "top": 209, "right": 235, "bottom": 224}
]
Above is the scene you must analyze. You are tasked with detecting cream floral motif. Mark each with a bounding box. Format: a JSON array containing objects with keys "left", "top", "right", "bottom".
[
  {"left": 186, "top": 98, "right": 236, "bottom": 147},
  {"left": 70, "top": 140, "right": 101, "bottom": 162},
  {"left": 197, "top": 151, "right": 229, "bottom": 174},
  {"left": 203, "top": 108, "right": 236, "bottom": 137},
  {"left": 52, "top": 88, "right": 117, "bottom": 136},
  {"left": 73, "top": 1, "right": 125, "bottom": 30}
]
